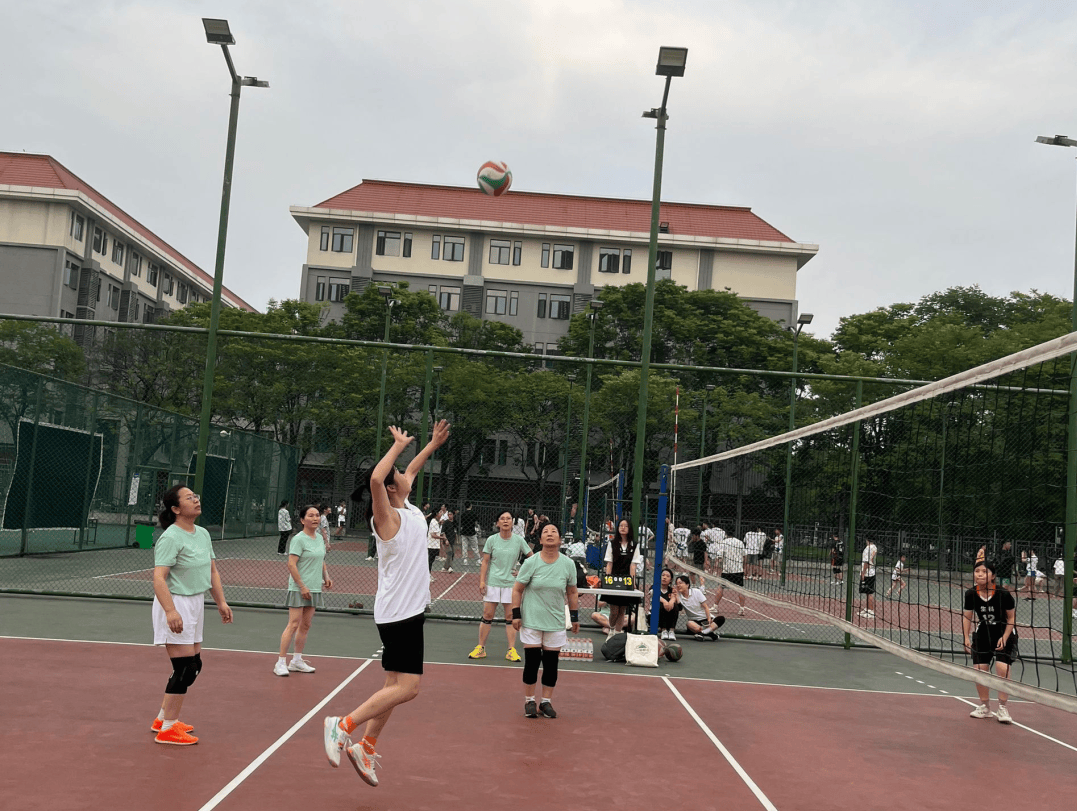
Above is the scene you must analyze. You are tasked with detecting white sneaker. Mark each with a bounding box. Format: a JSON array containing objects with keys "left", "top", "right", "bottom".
[
  {"left": 995, "top": 704, "right": 1013, "bottom": 724},
  {"left": 858, "top": 610, "right": 869, "bottom": 617},
  {"left": 346, "top": 742, "right": 381, "bottom": 786},
  {"left": 969, "top": 704, "right": 994, "bottom": 719},
  {"left": 288, "top": 658, "right": 316, "bottom": 673},
  {"left": 430, "top": 576, "right": 436, "bottom": 582},
  {"left": 738, "top": 607, "right": 745, "bottom": 617},
  {"left": 365, "top": 556, "right": 374, "bottom": 561},
  {"left": 273, "top": 660, "right": 289, "bottom": 677},
  {"left": 445, "top": 567, "right": 454, "bottom": 573},
  {"left": 668, "top": 631, "right": 676, "bottom": 641},
  {"left": 323, "top": 716, "right": 351, "bottom": 767}
]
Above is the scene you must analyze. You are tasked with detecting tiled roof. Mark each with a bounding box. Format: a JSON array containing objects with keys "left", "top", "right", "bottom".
[
  {"left": 315, "top": 179, "right": 796, "bottom": 244},
  {"left": 0, "top": 152, "right": 256, "bottom": 312}
]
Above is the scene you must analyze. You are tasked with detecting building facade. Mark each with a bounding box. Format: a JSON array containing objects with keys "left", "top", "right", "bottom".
[
  {"left": 0, "top": 152, "right": 255, "bottom": 345},
  {"left": 290, "top": 180, "right": 818, "bottom": 353}
]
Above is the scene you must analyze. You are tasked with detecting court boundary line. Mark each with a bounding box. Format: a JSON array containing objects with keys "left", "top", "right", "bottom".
[
  {"left": 432, "top": 572, "right": 468, "bottom": 602},
  {"left": 663, "top": 676, "right": 778, "bottom": 811},
  {"left": 197, "top": 658, "right": 375, "bottom": 811},
  {"left": 950, "top": 695, "right": 1077, "bottom": 754}
]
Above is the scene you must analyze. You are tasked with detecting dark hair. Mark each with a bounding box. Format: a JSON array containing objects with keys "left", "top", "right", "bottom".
[
  {"left": 278, "top": 499, "right": 289, "bottom": 509},
  {"left": 675, "top": 574, "right": 691, "bottom": 586},
  {"left": 354, "top": 466, "right": 397, "bottom": 522},
  {"left": 158, "top": 484, "right": 188, "bottom": 529},
  {"left": 612, "top": 519, "right": 636, "bottom": 565},
  {"left": 498, "top": 509, "right": 513, "bottom": 521},
  {"left": 299, "top": 504, "right": 321, "bottom": 521},
  {"left": 661, "top": 567, "right": 674, "bottom": 583}
]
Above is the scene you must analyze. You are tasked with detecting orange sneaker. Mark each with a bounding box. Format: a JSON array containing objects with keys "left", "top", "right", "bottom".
[
  {"left": 150, "top": 718, "right": 194, "bottom": 734},
  {"left": 155, "top": 725, "right": 199, "bottom": 745}
]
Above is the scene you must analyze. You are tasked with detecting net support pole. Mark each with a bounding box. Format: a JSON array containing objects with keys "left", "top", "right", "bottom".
[
  {"left": 844, "top": 381, "right": 864, "bottom": 649},
  {"left": 576, "top": 315, "right": 598, "bottom": 539},
  {"left": 415, "top": 349, "right": 434, "bottom": 507},
  {"left": 1064, "top": 170, "right": 1077, "bottom": 661},
  {"left": 649, "top": 464, "right": 670, "bottom": 634},
  {"left": 18, "top": 378, "right": 45, "bottom": 556},
  {"left": 79, "top": 392, "right": 99, "bottom": 551},
  {"left": 125, "top": 402, "right": 144, "bottom": 547}
]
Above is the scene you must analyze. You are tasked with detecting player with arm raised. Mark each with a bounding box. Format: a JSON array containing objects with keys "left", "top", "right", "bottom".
[{"left": 323, "top": 420, "right": 450, "bottom": 787}]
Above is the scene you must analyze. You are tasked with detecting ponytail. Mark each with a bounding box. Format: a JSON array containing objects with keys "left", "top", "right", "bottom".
[{"left": 159, "top": 484, "right": 185, "bottom": 529}]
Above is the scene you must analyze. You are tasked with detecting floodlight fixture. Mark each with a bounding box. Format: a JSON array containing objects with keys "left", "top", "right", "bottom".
[
  {"left": 202, "top": 18, "right": 235, "bottom": 45},
  {"left": 1037, "top": 135, "right": 1077, "bottom": 147},
  {"left": 656, "top": 47, "right": 688, "bottom": 77},
  {"left": 797, "top": 312, "right": 814, "bottom": 325},
  {"left": 589, "top": 299, "right": 605, "bottom": 311},
  {"left": 377, "top": 285, "right": 392, "bottom": 298}
]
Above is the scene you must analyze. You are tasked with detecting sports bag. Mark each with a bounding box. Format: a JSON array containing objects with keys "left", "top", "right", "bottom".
[{"left": 600, "top": 631, "right": 628, "bottom": 662}]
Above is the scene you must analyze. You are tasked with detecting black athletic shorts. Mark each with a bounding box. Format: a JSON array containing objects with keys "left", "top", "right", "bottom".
[
  {"left": 858, "top": 576, "right": 876, "bottom": 595},
  {"left": 720, "top": 572, "right": 744, "bottom": 587},
  {"left": 971, "top": 633, "right": 1018, "bottom": 666},
  {"left": 376, "top": 612, "right": 425, "bottom": 675}
]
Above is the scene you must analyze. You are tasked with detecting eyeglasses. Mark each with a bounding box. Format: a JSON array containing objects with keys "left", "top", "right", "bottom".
[{"left": 184, "top": 494, "right": 201, "bottom": 502}]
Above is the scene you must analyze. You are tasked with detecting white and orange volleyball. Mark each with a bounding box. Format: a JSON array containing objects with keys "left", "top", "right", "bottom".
[{"left": 476, "top": 161, "right": 512, "bottom": 196}]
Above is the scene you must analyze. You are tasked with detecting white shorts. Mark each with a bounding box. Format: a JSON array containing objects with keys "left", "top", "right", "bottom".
[
  {"left": 484, "top": 585, "right": 514, "bottom": 604},
  {"left": 152, "top": 593, "right": 206, "bottom": 646},
  {"left": 519, "top": 627, "right": 567, "bottom": 649}
]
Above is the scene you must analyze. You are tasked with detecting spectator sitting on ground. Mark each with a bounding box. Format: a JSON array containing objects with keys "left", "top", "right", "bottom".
[
  {"left": 564, "top": 533, "right": 586, "bottom": 561},
  {"left": 673, "top": 574, "right": 724, "bottom": 641},
  {"left": 590, "top": 600, "right": 617, "bottom": 634}
]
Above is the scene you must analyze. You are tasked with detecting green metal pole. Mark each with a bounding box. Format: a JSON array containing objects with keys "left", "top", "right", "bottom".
[
  {"left": 844, "top": 380, "right": 864, "bottom": 649},
  {"left": 432, "top": 369, "right": 442, "bottom": 502},
  {"left": 630, "top": 74, "right": 672, "bottom": 540},
  {"left": 1063, "top": 165, "right": 1077, "bottom": 662},
  {"left": 576, "top": 316, "right": 598, "bottom": 538},
  {"left": 416, "top": 350, "right": 434, "bottom": 506},
  {"left": 694, "top": 386, "right": 710, "bottom": 527},
  {"left": 375, "top": 306, "right": 391, "bottom": 460},
  {"left": 18, "top": 378, "right": 45, "bottom": 556},
  {"left": 561, "top": 377, "right": 574, "bottom": 531},
  {"left": 125, "top": 402, "right": 143, "bottom": 547},
  {"left": 194, "top": 76, "right": 243, "bottom": 497},
  {"left": 937, "top": 414, "right": 948, "bottom": 573},
  {"left": 780, "top": 332, "right": 800, "bottom": 586}
]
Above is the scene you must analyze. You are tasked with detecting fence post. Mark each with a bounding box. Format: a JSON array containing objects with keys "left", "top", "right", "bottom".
[
  {"left": 18, "top": 377, "right": 45, "bottom": 556},
  {"left": 78, "top": 392, "right": 100, "bottom": 550},
  {"left": 844, "top": 380, "right": 864, "bottom": 649},
  {"left": 649, "top": 464, "right": 669, "bottom": 634},
  {"left": 416, "top": 350, "right": 434, "bottom": 506},
  {"left": 125, "top": 402, "right": 144, "bottom": 547}
]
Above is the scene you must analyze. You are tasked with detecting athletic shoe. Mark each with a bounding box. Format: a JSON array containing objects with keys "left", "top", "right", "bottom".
[
  {"left": 1072, "top": 609, "right": 1077, "bottom": 620},
  {"left": 505, "top": 647, "right": 522, "bottom": 662},
  {"left": 288, "top": 659, "right": 316, "bottom": 673},
  {"left": 150, "top": 718, "right": 193, "bottom": 734},
  {"left": 468, "top": 645, "right": 487, "bottom": 659},
  {"left": 444, "top": 567, "right": 454, "bottom": 573},
  {"left": 693, "top": 633, "right": 708, "bottom": 641},
  {"left": 365, "top": 556, "right": 374, "bottom": 561},
  {"left": 858, "top": 610, "right": 869, "bottom": 618},
  {"left": 864, "top": 610, "right": 875, "bottom": 617},
  {"left": 995, "top": 704, "right": 1013, "bottom": 725},
  {"left": 667, "top": 631, "right": 676, "bottom": 641},
  {"left": 346, "top": 743, "right": 381, "bottom": 786},
  {"left": 155, "top": 726, "right": 198, "bottom": 745},
  {"left": 969, "top": 704, "right": 994, "bottom": 719},
  {"left": 273, "top": 660, "right": 290, "bottom": 677},
  {"left": 737, "top": 607, "right": 745, "bottom": 617},
  {"left": 430, "top": 576, "right": 436, "bottom": 583},
  {"left": 540, "top": 701, "right": 557, "bottom": 718},
  {"left": 524, "top": 699, "right": 538, "bottom": 718},
  {"left": 323, "top": 716, "right": 351, "bottom": 767}
]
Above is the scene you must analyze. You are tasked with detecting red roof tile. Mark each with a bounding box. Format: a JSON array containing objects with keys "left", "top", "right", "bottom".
[
  {"left": 0, "top": 152, "right": 256, "bottom": 312},
  {"left": 314, "top": 180, "right": 796, "bottom": 244}
]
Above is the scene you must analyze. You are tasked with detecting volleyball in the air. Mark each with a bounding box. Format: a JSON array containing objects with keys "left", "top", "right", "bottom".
[{"left": 476, "top": 161, "right": 512, "bottom": 197}]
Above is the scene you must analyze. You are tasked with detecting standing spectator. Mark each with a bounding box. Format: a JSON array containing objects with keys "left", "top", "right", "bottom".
[
  {"left": 714, "top": 531, "right": 747, "bottom": 617},
  {"left": 469, "top": 510, "right": 532, "bottom": 661},
  {"left": 150, "top": 485, "right": 233, "bottom": 745},
  {"left": 276, "top": 500, "right": 292, "bottom": 555},
  {"left": 701, "top": 521, "right": 722, "bottom": 575},
  {"left": 1054, "top": 556, "right": 1067, "bottom": 597},
  {"left": 275, "top": 504, "right": 333, "bottom": 676},
  {"left": 458, "top": 502, "right": 479, "bottom": 566},
  {"left": 687, "top": 527, "right": 707, "bottom": 587},
  {"left": 603, "top": 519, "right": 643, "bottom": 638},
  {"left": 671, "top": 522, "right": 690, "bottom": 562},
  {"left": 830, "top": 535, "right": 845, "bottom": 585},
  {"left": 673, "top": 575, "right": 724, "bottom": 640},
  {"left": 770, "top": 528, "right": 784, "bottom": 575},
  {"left": 440, "top": 510, "right": 457, "bottom": 573},
  {"left": 743, "top": 526, "right": 767, "bottom": 580},
  {"left": 335, "top": 500, "right": 347, "bottom": 538},
  {"left": 421, "top": 502, "right": 433, "bottom": 526},
  {"left": 426, "top": 508, "right": 445, "bottom": 581},
  {"left": 963, "top": 559, "right": 1017, "bottom": 724},
  {"left": 1020, "top": 550, "right": 1039, "bottom": 600},
  {"left": 886, "top": 554, "right": 907, "bottom": 599},
  {"left": 858, "top": 537, "right": 878, "bottom": 618},
  {"left": 318, "top": 505, "right": 332, "bottom": 551},
  {"left": 996, "top": 541, "right": 1016, "bottom": 590},
  {"left": 525, "top": 509, "right": 541, "bottom": 549},
  {"left": 514, "top": 513, "right": 527, "bottom": 540}
]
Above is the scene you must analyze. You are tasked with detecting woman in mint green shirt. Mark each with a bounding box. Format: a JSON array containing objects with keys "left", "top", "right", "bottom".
[{"left": 275, "top": 505, "right": 333, "bottom": 676}]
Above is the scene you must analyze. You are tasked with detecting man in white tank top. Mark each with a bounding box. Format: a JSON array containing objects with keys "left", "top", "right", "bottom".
[{"left": 323, "top": 420, "right": 450, "bottom": 788}]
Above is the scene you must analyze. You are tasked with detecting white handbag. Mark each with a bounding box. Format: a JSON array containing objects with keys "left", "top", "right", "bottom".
[{"left": 624, "top": 633, "right": 659, "bottom": 667}]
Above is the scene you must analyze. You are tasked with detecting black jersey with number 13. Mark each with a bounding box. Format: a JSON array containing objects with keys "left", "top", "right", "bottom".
[{"left": 962, "top": 586, "right": 1016, "bottom": 640}]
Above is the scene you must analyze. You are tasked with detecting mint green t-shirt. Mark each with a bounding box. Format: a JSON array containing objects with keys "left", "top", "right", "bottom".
[
  {"left": 482, "top": 532, "right": 531, "bottom": 588},
  {"left": 154, "top": 523, "right": 215, "bottom": 595},
  {"left": 288, "top": 531, "right": 326, "bottom": 593},
  {"left": 515, "top": 553, "right": 577, "bottom": 632}
]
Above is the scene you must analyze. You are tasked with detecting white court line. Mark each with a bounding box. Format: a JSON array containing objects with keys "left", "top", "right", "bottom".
[
  {"left": 718, "top": 595, "right": 809, "bottom": 637},
  {"left": 432, "top": 573, "right": 467, "bottom": 602},
  {"left": 951, "top": 695, "right": 1077, "bottom": 754},
  {"left": 663, "top": 676, "right": 778, "bottom": 811},
  {"left": 197, "top": 658, "right": 375, "bottom": 811},
  {"left": 92, "top": 567, "right": 153, "bottom": 579}
]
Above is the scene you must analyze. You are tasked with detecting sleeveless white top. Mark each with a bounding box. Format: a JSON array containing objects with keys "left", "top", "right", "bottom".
[{"left": 371, "top": 498, "right": 431, "bottom": 623}]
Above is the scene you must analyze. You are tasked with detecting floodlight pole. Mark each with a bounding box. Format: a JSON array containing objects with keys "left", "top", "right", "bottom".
[
  {"left": 374, "top": 288, "right": 396, "bottom": 460},
  {"left": 193, "top": 31, "right": 267, "bottom": 497},
  {"left": 694, "top": 384, "right": 714, "bottom": 527},
  {"left": 1036, "top": 134, "right": 1077, "bottom": 661},
  {"left": 575, "top": 305, "right": 601, "bottom": 539},
  {"left": 780, "top": 315, "right": 812, "bottom": 585},
  {"left": 561, "top": 374, "right": 575, "bottom": 531}
]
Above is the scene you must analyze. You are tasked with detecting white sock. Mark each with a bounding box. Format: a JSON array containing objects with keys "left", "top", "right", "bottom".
[
  {"left": 157, "top": 709, "right": 165, "bottom": 721},
  {"left": 162, "top": 719, "right": 176, "bottom": 731},
  {"left": 540, "top": 698, "right": 551, "bottom": 705},
  {"left": 525, "top": 695, "right": 535, "bottom": 702},
  {"left": 278, "top": 656, "right": 287, "bottom": 665},
  {"left": 291, "top": 654, "right": 303, "bottom": 662}
]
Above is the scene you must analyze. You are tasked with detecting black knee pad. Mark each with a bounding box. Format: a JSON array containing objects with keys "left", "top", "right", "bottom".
[
  {"left": 522, "top": 647, "right": 541, "bottom": 686},
  {"left": 189, "top": 653, "right": 202, "bottom": 686},
  {"left": 165, "top": 656, "right": 197, "bottom": 695},
  {"left": 540, "top": 648, "right": 559, "bottom": 688}
]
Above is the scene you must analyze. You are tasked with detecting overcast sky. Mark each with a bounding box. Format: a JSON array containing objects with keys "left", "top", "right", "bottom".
[{"left": 5, "top": 0, "right": 1077, "bottom": 340}]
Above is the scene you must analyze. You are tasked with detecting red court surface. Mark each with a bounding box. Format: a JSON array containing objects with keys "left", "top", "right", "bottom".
[{"left": 4, "top": 636, "right": 1077, "bottom": 811}]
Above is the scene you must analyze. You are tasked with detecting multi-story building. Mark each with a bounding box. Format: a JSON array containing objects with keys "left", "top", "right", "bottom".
[
  {"left": 0, "top": 152, "right": 256, "bottom": 345},
  {"left": 290, "top": 179, "right": 818, "bottom": 352}
]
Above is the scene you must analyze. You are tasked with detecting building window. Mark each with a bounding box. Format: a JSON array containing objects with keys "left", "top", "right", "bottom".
[
  {"left": 147, "top": 263, "right": 159, "bottom": 285},
  {"left": 320, "top": 226, "right": 330, "bottom": 251},
  {"left": 481, "top": 438, "right": 497, "bottom": 466},
  {"left": 64, "top": 261, "right": 79, "bottom": 289},
  {"left": 533, "top": 342, "right": 546, "bottom": 367},
  {"left": 598, "top": 248, "right": 620, "bottom": 274},
  {"left": 112, "top": 242, "right": 125, "bottom": 266},
  {"left": 657, "top": 250, "right": 672, "bottom": 271},
  {"left": 329, "top": 279, "right": 349, "bottom": 302},
  {"left": 513, "top": 241, "right": 522, "bottom": 266},
  {"left": 540, "top": 243, "right": 550, "bottom": 268},
  {"left": 70, "top": 212, "right": 84, "bottom": 241},
  {"left": 92, "top": 227, "right": 108, "bottom": 255},
  {"left": 429, "top": 284, "right": 438, "bottom": 296},
  {"left": 552, "top": 244, "right": 574, "bottom": 270},
  {"left": 436, "top": 285, "right": 460, "bottom": 311},
  {"left": 62, "top": 310, "right": 75, "bottom": 319},
  {"left": 177, "top": 282, "right": 188, "bottom": 304},
  {"left": 443, "top": 236, "right": 465, "bottom": 262},
  {"left": 550, "top": 293, "right": 571, "bottom": 320},
  {"left": 108, "top": 285, "right": 119, "bottom": 310},
  {"left": 403, "top": 232, "right": 412, "bottom": 258},
  {"left": 489, "top": 239, "right": 511, "bottom": 265},
  {"left": 498, "top": 440, "right": 508, "bottom": 466},
  {"left": 376, "top": 230, "right": 401, "bottom": 256},
  {"left": 537, "top": 292, "right": 547, "bottom": 319},
  {"left": 622, "top": 248, "right": 632, "bottom": 274},
  {"left": 509, "top": 291, "right": 518, "bottom": 316},
  {"left": 130, "top": 253, "right": 142, "bottom": 278},
  {"left": 332, "top": 227, "right": 354, "bottom": 253},
  {"left": 163, "top": 274, "right": 174, "bottom": 296},
  {"left": 431, "top": 235, "right": 441, "bottom": 260},
  {"left": 315, "top": 276, "right": 326, "bottom": 302},
  {"left": 132, "top": 300, "right": 140, "bottom": 320},
  {"left": 485, "top": 289, "right": 508, "bottom": 315}
]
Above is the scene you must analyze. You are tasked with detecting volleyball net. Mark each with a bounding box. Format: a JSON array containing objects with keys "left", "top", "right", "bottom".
[{"left": 664, "top": 331, "right": 1077, "bottom": 712}]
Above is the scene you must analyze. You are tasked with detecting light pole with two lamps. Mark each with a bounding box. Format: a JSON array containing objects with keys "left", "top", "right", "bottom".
[
  {"left": 694, "top": 384, "right": 715, "bottom": 527},
  {"left": 780, "top": 312, "right": 813, "bottom": 585},
  {"left": 374, "top": 285, "right": 399, "bottom": 460},
  {"left": 575, "top": 300, "right": 605, "bottom": 539},
  {"left": 561, "top": 373, "right": 576, "bottom": 533}
]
